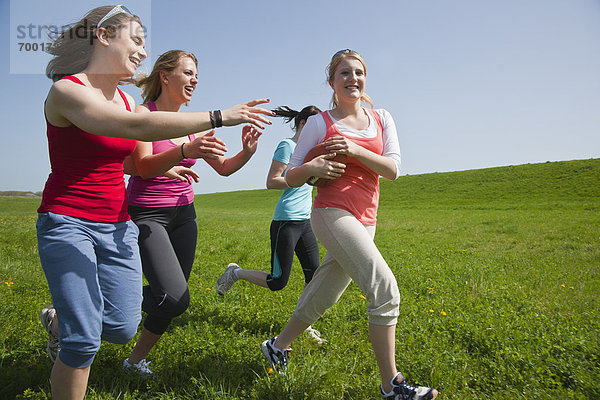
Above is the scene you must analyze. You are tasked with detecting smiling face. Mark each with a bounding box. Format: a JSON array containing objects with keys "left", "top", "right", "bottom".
[
  {"left": 161, "top": 56, "right": 198, "bottom": 104},
  {"left": 104, "top": 20, "right": 147, "bottom": 77},
  {"left": 329, "top": 56, "right": 366, "bottom": 105}
]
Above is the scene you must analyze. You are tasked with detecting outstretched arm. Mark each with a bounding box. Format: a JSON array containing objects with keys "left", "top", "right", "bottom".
[
  {"left": 128, "top": 106, "right": 229, "bottom": 179},
  {"left": 45, "top": 79, "right": 274, "bottom": 141},
  {"left": 206, "top": 125, "right": 262, "bottom": 176}
]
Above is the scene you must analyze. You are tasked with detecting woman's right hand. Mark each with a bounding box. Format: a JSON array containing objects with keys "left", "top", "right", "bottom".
[
  {"left": 183, "top": 130, "right": 227, "bottom": 159},
  {"left": 164, "top": 166, "right": 200, "bottom": 183},
  {"left": 221, "top": 99, "right": 275, "bottom": 130},
  {"left": 307, "top": 153, "right": 346, "bottom": 181}
]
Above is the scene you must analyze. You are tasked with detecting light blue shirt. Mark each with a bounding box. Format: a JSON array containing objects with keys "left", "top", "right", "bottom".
[{"left": 272, "top": 139, "right": 313, "bottom": 221}]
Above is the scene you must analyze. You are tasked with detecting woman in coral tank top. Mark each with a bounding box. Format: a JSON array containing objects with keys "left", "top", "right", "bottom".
[
  {"left": 37, "top": 5, "right": 272, "bottom": 399},
  {"left": 259, "top": 50, "right": 438, "bottom": 400}
]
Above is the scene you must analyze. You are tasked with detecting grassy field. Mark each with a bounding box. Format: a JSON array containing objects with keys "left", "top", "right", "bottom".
[{"left": 0, "top": 159, "right": 598, "bottom": 399}]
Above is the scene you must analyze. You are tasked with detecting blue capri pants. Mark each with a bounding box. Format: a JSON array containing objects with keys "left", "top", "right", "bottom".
[{"left": 36, "top": 212, "right": 143, "bottom": 368}]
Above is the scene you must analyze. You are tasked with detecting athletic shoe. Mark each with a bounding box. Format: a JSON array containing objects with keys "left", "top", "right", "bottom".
[
  {"left": 123, "top": 358, "right": 153, "bottom": 377},
  {"left": 305, "top": 325, "right": 326, "bottom": 345},
  {"left": 261, "top": 337, "right": 291, "bottom": 373},
  {"left": 216, "top": 263, "right": 239, "bottom": 295},
  {"left": 380, "top": 372, "right": 438, "bottom": 400},
  {"left": 39, "top": 305, "right": 59, "bottom": 363}
]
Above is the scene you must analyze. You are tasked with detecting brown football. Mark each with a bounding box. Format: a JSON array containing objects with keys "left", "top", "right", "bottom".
[{"left": 303, "top": 142, "right": 347, "bottom": 187}]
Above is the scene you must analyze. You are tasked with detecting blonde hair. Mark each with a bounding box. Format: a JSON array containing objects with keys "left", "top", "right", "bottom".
[
  {"left": 46, "top": 5, "right": 142, "bottom": 82},
  {"left": 326, "top": 49, "right": 373, "bottom": 108},
  {"left": 134, "top": 50, "right": 198, "bottom": 104}
]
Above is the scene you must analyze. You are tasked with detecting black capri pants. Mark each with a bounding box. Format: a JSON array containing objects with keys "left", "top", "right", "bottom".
[
  {"left": 267, "top": 219, "right": 320, "bottom": 291},
  {"left": 128, "top": 203, "right": 197, "bottom": 335}
]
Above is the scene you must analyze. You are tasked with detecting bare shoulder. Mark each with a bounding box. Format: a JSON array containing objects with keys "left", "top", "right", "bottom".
[
  {"left": 45, "top": 78, "right": 92, "bottom": 126},
  {"left": 48, "top": 77, "right": 88, "bottom": 100},
  {"left": 135, "top": 103, "right": 151, "bottom": 113}
]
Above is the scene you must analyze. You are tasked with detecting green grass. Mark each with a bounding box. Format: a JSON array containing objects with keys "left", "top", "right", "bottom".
[{"left": 0, "top": 158, "right": 598, "bottom": 399}]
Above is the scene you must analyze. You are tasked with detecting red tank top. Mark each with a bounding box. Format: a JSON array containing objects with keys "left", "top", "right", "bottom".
[
  {"left": 37, "top": 75, "right": 137, "bottom": 222},
  {"left": 313, "top": 109, "right": 384, "bottom": 225}
]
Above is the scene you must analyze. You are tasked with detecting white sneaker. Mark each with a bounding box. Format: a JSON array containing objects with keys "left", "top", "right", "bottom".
[
  {"left": 305, "top": 325, "right": 326, "bottom": 345},
  {"left": 381, "top": 372, "right": 438, "bottom": 400},
  {"left": 216, "top": 263, "right": 239, "bottom": 295},
  {"left": 261, "top": 336, "right": 291, "bottom": 373},
  {"left": 123, "top": 358, "right": 153, "bottom": 378},
  {"left": 39, "top": 305, "right": 59, "bottom": 362}
]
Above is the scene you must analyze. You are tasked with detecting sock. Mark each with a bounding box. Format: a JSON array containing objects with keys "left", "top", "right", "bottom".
[
  {"left": 232, "top": 267, "right": 240, "bottom": 280},
  {"left": 380, "top": 385, "right": 395, "bottom": 397},
  {"left": 271, "top": 336, "right": 289, "bottom": 352}
]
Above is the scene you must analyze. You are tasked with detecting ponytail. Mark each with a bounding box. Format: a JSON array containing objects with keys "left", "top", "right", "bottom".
[{"left": 272, "top": 105, "right": 322, "bottom": 132}]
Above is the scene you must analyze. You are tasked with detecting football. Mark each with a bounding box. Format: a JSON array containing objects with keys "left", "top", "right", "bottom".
[{"left": 302, "top": 142, "right": 347, "bottom": 186}]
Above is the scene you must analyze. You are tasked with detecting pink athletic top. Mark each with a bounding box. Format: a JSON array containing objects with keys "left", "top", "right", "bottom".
[
  {"left": 313, "top": 109, "right": 384, "bottom": 225},
  {"left": 126, "top": 102, "right": 196, "bottom": 207},
  {"left": 38, "top": 75, "right": 136, "bottom": 223}
]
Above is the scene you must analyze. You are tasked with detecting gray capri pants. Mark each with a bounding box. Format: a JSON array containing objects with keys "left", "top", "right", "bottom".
[{"left": 293, "top": 207, "right": 400, "bottom": 326}]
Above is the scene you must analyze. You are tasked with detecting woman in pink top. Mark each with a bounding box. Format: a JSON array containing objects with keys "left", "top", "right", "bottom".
[
  {"left": 260, "top": 50, "right": 438, "bottom": 400},
  {"left": 122, "top": 50, "right": 262, "bottom": 376},
  {"left": 37, "top": 5, "right": 272, "bottom": 399}
]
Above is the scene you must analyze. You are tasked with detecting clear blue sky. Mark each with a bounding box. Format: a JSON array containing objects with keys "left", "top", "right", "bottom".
[{"left": 1, "top": 0, "right": 599, "bottom": 194}]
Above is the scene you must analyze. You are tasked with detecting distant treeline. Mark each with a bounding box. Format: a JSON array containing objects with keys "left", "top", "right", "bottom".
[{"left": 0, "top": 191, "right": 42, "bottom": 198}]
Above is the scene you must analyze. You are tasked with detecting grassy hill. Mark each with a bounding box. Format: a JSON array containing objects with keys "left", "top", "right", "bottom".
[
  {"left": 386, "top": 159, "right": 597, "bottom": 206},
  {"left": 200, "top": 158, "right": 598, "bottom": 207},
  {"left": 0, "top": 191, "right": 42, "bottom": 198},
  {"left": 0, "top": 158, "right": 598, "bottom": 399}
]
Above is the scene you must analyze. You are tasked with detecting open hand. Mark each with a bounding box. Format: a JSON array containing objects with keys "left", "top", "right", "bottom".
[
  {"left": 221, "top": 99, "right": 275, "bottom": 130},
  {"left": 241, "top": 125, "right": 263, "bottom": 155},
  {"left": 183, "top": 130, "right": 227, "bottom": 159}
]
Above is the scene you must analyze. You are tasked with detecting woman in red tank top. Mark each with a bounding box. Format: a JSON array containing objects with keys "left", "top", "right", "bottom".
[
  {"left": 37, "top": 5, "right": 273, "bottom": 399},
  {"left": 260, "top": 50, "right": 438, "bottom": 399}
]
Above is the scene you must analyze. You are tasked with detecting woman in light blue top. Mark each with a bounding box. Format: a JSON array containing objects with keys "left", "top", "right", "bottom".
[{"left": 216, "top": 105, "right": 325, "bottom": 343}]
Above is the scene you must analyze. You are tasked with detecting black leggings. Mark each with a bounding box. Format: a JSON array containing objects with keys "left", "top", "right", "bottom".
[
  {"left": 267, "top": 219, "right": 320, "bottom": 291},
  {"left": 128, "top": 204, "right": 197, "bottom": 335}
]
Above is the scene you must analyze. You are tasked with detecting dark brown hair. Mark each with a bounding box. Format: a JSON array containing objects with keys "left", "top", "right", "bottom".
[{"left": 272, "top": 105, "right": 322, "bottom": 132}]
